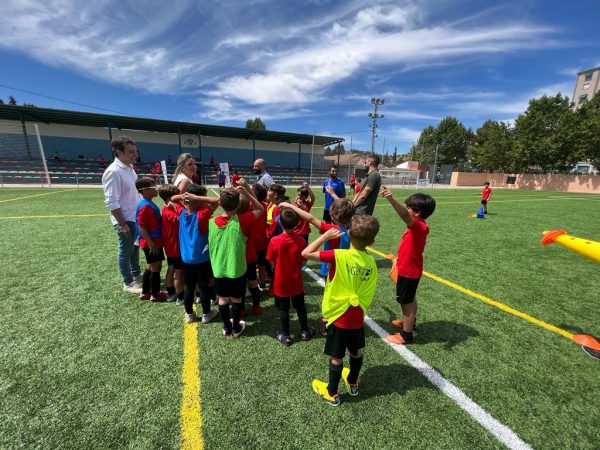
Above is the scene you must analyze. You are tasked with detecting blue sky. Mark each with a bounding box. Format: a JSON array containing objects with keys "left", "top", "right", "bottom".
[{"left": 0, "top": 0, "right": 599, "bottom": 154}]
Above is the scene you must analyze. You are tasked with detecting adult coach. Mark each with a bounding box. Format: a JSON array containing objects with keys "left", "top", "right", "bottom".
[
  {"left": 172, "top": 153, "right": 197, "bottom": 192},
  {"left": 253, "top": 158, "right": 275, "bottom": 187},
  {"left": 353, "top": 155, "right": 381, "bottom": 216},
  {"left": 102, "top": 136, "right": 142, "bottom": 294},
  {"left": 322, "top": 165, "right": 346, "bottom": 223}
]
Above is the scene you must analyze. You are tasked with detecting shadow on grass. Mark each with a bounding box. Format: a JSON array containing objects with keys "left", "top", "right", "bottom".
[
  {"left": 557, "top": 323, "right": 585, "bottom": 334},
  {"left": 351, "top": 364, "right": 433, "bottom": 401}
]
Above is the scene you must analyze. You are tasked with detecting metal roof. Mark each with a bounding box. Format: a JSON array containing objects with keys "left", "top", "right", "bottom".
[{"left": 0, "top": 105, "right": 344, "bottom": 146}]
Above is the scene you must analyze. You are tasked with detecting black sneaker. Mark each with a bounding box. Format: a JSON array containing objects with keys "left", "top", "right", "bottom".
[
  {"left": 300, "top": 326, "right": 315, "bottom": 341},
  {"left": 275, "top": 331, "right": 292, "bottom": 347},
  {"left": 582, "top": 345, "right": 600, "bottom": 360}
]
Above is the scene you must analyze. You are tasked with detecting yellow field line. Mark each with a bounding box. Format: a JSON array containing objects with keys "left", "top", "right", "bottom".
[
  {"left": 180, "top": 309, "right": 203, "bottom": 450},
  {"left": 0, "top": 213, "right": 106, "bottom": 220},
  {"left": 0, "top": 189, "right": 76, "bottom": 203},
  {"left": 366, "top": 246, "right": 575, "bottom": 341}
]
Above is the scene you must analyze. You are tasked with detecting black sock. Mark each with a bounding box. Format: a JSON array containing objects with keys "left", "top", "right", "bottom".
[
  {"left": 142, "top": 269, "right": 151, "bottom": 294},
  {"left": 250, "top": 287, "right": 261, "bottom": 307},
  {"left": 167, "top": 286, "right": 175, "bottom": 295},
  {"left": 400, "top": 329, "right": 414, "bottom": 343},
  {"left": 327, "top": 361, "right": 343, "bottom": 396},
  {"left": 292, "top": 296, "right": 308, "bottom": 331},
  {"left": 150, "top": 271, "right": 161, "bottom": 296},
  {"left": 348, "top": 356, "right": 363, "bottom": 384},
  {"left": 200, "top": 292, "right": 210, "bottom": 315},
  {"left": 219, "top": 304, "right": 231, "bottom": 331},
  {"left": 231, "top": 303, "right": 242, "bottom": 332},
  {"left": 177, "top": 290, "right": 184, "bottom": 300},
  {"left": 276, "top": 297, "right": 291, "bottom": 336}
]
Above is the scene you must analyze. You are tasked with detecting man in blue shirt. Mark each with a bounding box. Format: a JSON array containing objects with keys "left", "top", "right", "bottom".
[{"left": 322, "top": 165, "right": 346, "bottom": 223}]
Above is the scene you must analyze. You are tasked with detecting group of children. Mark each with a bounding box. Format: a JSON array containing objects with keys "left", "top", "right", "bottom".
[{"left": 132, "top": 174, "right": 437, "bottom": 406}]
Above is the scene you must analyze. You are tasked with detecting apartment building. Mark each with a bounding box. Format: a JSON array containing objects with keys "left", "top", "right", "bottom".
[{"left": 572, "top": 66, "right": 600, "bottom": 108}]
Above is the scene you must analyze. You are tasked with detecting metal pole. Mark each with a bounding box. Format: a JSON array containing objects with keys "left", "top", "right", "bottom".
[
  {"left": 432, "top": 144, "right": 438, "bottom": 188},
  {"left": 348, "top": 134, "right": 353, "bottom": 182},
  {"left": 76, "top": 173, "right": 79, "bottom": 188},
  {"left": 309, "top": 131, "right": 315, "bottom": 185},
  {"left": 20, "top": 117, "right": 32, "bottom": 159},
  {"left": 337, "top": 142, "right": 340, "bottom": 166},
  {"left": 34, "top": 124, "right": 51, "bottom": 186},
  {"left": 382, "top": 137, "right": 386, "bottom": 167},
  {"left": 298, "top": 142, "right": 302, "bottom": 170},
  {"left": 177, "top": 129, "right": 182, "bottom": 155}
]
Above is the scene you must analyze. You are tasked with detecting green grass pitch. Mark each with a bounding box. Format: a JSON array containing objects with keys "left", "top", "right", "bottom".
[{"left": 1, "top": 187, "right": 599, "bottom": 449}]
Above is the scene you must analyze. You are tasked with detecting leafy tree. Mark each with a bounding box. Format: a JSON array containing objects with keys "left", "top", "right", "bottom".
[
  {"left": 471, "top": 120, "right": 514, "bottom": 171},
  {"left": 513, "top": 94, "right": 577, "bottom": 172},
  {"left": 245, "top": 117, "right": 266, "bottom": 130},
  {"left": 410, "top": 125, "right": 437, "bottom": 164},
  {"left": 392, "top": 146, "right": 398, "bottom": 164},
  {"left": 436, "top": 116, "right": 472, "bottom": 164},
  {"left": 22, "top": 102, "right": 37, "bottom": 107},
  {"left": 0, "top": 98, "right": 4, "bottom": 104},
  {"left": 8, "top": 95, "right": 17, "bottom": 105}
]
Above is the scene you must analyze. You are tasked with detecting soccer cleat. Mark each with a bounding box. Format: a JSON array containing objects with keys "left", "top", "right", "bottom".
[
  {"left": 222, "top": 327, "right": 232, "bottom": 337},
  {"left": 391, "top": 320, "right": 417, "bottom": 331},
  {"left": 252, "top": 305, "right": 262, "bottom": 316},
  {"left": 232, "top": 320, "right": 246, "bottom": 338},
  {"left": 166, "top": 293, "right": 177, "bottom": 303},
  {"left": 311, "top": 379, "right": 340, "bottom": 407},
  {"left": 386, "top": 332, "right": 412, "bottom": 345},
  {"left": 341, "top": 368, "right": 359, "bottom": 396},
  {"left": 123, "top": 283, "right": 142, "bottom": 295},
  {"left": 175, "top": 297, "right": 184, "bottom": 306},
  {"left": 139, "top": 292, "right": 151, "bottom": 300},
  {"left": 151, "top": 292, "right": 168, "bottom": 302},
  {"left": 185, "top": 313, "right": 195, "bottom": 324},
  {"left": 300, "top": 326, "right": 315, "bottom": 342},
  {"left": 202, "top": 310, "right": 218, "bottom": 324},
  {"left": 275, "top": 331, "right": 292, "bottom": 347}
]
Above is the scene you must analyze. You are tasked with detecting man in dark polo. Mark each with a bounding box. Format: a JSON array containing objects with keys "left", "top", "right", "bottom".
[{"left": 353, "top": 155, "right": 381, "bottom": 216}]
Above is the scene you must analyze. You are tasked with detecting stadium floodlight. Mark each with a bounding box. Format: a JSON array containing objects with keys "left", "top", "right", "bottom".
[{"left": 368, "top": 98, "right": 385, "bottom": 153}]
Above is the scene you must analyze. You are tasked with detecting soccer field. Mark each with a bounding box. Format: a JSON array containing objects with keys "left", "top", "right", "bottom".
[{"left": 1, "top": 187, "right": 599, "bottom": 449}]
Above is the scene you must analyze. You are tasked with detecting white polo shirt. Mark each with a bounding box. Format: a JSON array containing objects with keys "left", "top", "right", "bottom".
[{"left": 102, "top": 158, "right": 140, "bottom": 225}]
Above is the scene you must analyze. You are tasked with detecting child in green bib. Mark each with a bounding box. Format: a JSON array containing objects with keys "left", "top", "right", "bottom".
[{"left": 301, "top": 215, "right": 380, "bottom": 406}]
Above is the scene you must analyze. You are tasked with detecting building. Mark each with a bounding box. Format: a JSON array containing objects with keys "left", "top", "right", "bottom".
[{"left": 572, "top": 66, "right": 600, "bottom": 108}]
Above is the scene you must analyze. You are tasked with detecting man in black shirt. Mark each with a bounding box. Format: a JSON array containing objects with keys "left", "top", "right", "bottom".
[{"left": 353, "top": 155, "right": 381, "bottom": 216}]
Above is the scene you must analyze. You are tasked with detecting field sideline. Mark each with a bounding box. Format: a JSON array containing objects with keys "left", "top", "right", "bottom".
[{"left": 1, "top": 187, "right": 599, "bottom": 449}]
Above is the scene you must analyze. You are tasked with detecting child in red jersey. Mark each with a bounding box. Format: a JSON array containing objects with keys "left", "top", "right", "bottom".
[
  {"left": 267, "top": 208, "right": 314, "bottom": 346},
  {"left": 354, "top": 178, "right": 361, "bottom": 195},
  {"left": 381, "top": 188, "right": 436, "bottom": 345},
  {"left": 294, "top": 183, "right": 315, "bottom": 246},
  {"left": 251, "top": 183, "right": 270, "bottom": 289},
  {"left": 481, "top": 182, "right": 492, "bottom": 214},
  {"left": 135, "top": 177, "right": 167, "bottom": 302},
  {"left": 158, "top": 184, "right": 185, "bottom": 303}
]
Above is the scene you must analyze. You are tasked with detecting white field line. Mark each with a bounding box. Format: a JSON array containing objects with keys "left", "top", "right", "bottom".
[{"left": 303, "top": 266, "right": 532, "bottom": 450}]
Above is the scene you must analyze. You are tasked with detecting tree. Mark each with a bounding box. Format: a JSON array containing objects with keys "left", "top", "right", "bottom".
[
  {"left": 245, "top": 117, "right": 266, "bottom": 130},
  {"left": 392, "top": 146, "right": 398, "bottom": 164},
  {"left": 22, "top": 102, "right": 37, "bottom": 107},
  {"left": 0, "top": 98, "right": 4, "bottom": 104},
  {"left": 410, "top": 125, "right": 437, "bottom": 164},
  {"left": 8, "top": 96, "right": 17, "bottom": 105},
  {"left": 436, "top": 116, "right": 472, "bottom": 164},
  {"left": 513, "top": 94, "right": 577, "bottom": 172},
  {"left": 471, "top": 120, "right": 514, "bottom": 171}
]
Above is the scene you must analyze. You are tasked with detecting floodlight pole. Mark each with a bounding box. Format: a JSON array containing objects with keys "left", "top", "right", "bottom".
[
  {"left": 368, "top": 98, "right": 384, "bottom": 154},
  {"left": 348, "top": 134, "right": 353, "bottom": 182},
  {"left": 309, "top": 131, "right": 315, "bottom": 185}
]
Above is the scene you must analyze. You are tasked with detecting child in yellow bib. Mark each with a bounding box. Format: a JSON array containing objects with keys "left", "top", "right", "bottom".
[{"left": 301, "top": 215, "right": 380, "bottom": 406}]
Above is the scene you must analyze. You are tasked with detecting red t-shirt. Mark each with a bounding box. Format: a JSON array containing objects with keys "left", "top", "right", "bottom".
[
  {"left": 214, "top": 211, "right": 257, "bottom": 236},
  {"left": 267, "top": 232, "right": 306, "bottom": 297},
  {"left": 319, "top": 222, "right": 345, "bottom": 250},
  {"left": 396, "top": 216, "right": 429, "bottom": 279},
  {"left": 355, "top": 183, "right": 361, "bottom": 194},
  {"left": 267, "top": 205, "right": 281, "bottom": 238},
  {"left": 320, "top": 250, "right": 363, "bottom": 329},
  {"left": 196, "top": 207, "right": 213, "bottom": 236},
  {"left": 137, "top": 204, "right": 163, "bottom": 249},
  {"left": 295, "top": 200, "right": 313, "bottom": 235},
  {"left": 231, "top": 173, "right": 240, "bottom": 186},
  {"left": 250, "top": 201, "right": 268, "bottom": 252},
  {"left": 161, "top": 202, "right": 185, "bottom": 257},
  {"left": 482, "top": 186, "right": 492, "bottom": 201}
]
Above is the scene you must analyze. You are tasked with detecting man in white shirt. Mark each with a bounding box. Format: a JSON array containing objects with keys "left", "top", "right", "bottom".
[
  {"left": 253, "top": 158, "right": 275, "bottom": 187},
  {"left": 102, "top": 136, "right": 142, "bottom": 294}
]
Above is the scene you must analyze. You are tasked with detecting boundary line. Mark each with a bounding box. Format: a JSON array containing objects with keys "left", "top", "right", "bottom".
[
  {"left": 0, "top": 189, "right": 76, "bottom": 203},
  {"left": 0, "top": 213, "right": 106, "bottom": 220},
  {"left": 180, "top": 307, "right": 203, "bottom": 450},
  {"left": 303, "top": 266, "right": 531, "bottom": 450},
  {"left": 366, "top": 246, "right": 575, "bottom": 342}
]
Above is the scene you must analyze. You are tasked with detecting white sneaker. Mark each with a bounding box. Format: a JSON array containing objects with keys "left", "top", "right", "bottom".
[
  {"left": 133, "top": 274, "right": 143, "bottom": 284},
  {"left": 185, "top": 313, "right": 195, "bottom": 324},
  {"left": 166, "top": 294, "right": 177, "bottom": 303},
  {"left": 232, "top": 320, "right": 246, "bottom": 338},
  {"left": 202, "top": 310, "right": 218, "bottom": 324},
  {"left": 123, "top": 283, "right": 142, "bottom": 294},
  {"left": 130, "top": 280, "right": 143, "bottom": 289},
  {"left": 194, "top": 296, "right": 201, "bottom": 304},
  {"left": 175, "top": 298, "right": 184, "bottom": 306}
]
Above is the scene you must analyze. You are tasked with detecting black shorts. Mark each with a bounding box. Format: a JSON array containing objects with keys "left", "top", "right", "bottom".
[
  {"left": 214, "top": 275, "right": 246, "bottom": 299},
  {"left": 256, "top": 249, "right": 267, "bottom": 265},
  {"left": 396, "top": 276, "right": 420, "bottom": 304},
  {"left": 142, "top": 247, "right": 165, "bottom": 264},
  {"left": 481, "top": 199, "right": 488, "bottom": 205},
  {"left": 323, "top": 209, "right": 332, "bottom": 223},
  {"left": 245, "top": 262, "right": 258, "bottom": 281},
  {"left": 324, "top": 325, "right": 365, "bottom": 359},
  {"left": 167, "top": 256, "right": 184, "bottom": 270}
]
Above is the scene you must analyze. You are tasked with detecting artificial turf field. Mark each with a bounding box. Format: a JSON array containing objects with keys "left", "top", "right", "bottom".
[{"left": 1, "top": 186, "right": 599, "bottom": 450}]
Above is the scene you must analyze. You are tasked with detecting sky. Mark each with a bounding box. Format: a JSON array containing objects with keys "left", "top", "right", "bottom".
[{"left": 0, "top": 0, "right": 599, "bottom": 155}]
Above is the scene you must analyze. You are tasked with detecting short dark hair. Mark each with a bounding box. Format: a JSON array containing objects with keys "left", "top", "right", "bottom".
[
  {"left": 268, "top": 184, "right": 286, "bottom": 198},
  {"left": 184, "top": 184, "right": 207, "bottom": 196},
  {"left": 330, "top": 198, "right": 355, "bottom": 226},
  {"left": 135, "top": 176, "right": 155, "bottom": 192},
  {"left": 279, "top": 208, "right": 300, "bottom": 230},
  {"left": 220, "top": 188, "right": 240, "bottom": 211},
  {"left": 158, "top": 184, "right": 179, "bottom": 202},
  {"left": 276, "top": 195, "right": 291, "bottom": 205},
  {"left": 330, "top": 165, "right": 338, "bottom": 170},
  {"left": 111, "top": 136, "right": 135, "bottom": 157},
  {"left": 252, "top": 183, "right": 267, "bottom": 202},
  {"left": 483, "top": 181, "right": 490, "bottom": 186},
  {"left": 297, "top": 186, "right": 310, "bottom": 199},
  {"left": 405, "top": 193, "right": 436, "bottom": 220},
  {"left": 349, "top": 215, "right": 380, "bottom": 249},
  {"left": 369, "top": 154, "right": 381, "bottom": 167}
]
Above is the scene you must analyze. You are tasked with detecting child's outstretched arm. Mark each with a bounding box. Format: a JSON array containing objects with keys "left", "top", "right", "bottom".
[
  {"left": 301, "top": 228, "right": 343, "bottom": 261},
  {"left": 324, "top": 184, "right": 340, "bottom": 202},
  {"left": 304, "top": 183, "right": 316, "bottom": 204},
  {"left": 183, "top": 193, "right": 220, "bottom": 207},
  {"left": 278, "top": 201, "right": 321, "bottom": 229},
  {"left": 381, "top": 186, "right": 413, "bottom": 227}
]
